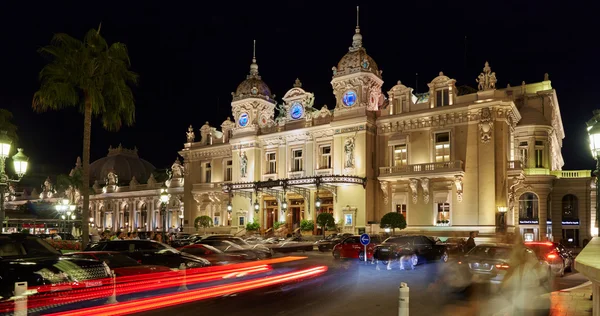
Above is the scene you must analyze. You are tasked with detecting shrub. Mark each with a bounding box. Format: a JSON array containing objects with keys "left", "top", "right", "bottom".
[
  {"left": 380, "top": 212, "right": 407, "bottom": 235},
  {"left": 300, "top": 220, "right": 314, "bottom": 231},
  {"left": 246, "top": 220, "right": 260, "bottom": 231},
  {"left": 316, "top": 213, "right": 335, "bottom": 237}
]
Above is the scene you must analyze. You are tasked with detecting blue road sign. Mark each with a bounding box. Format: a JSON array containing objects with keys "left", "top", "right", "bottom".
[{"left": 360, "top": 233, "right": 370, "bottom": 246}]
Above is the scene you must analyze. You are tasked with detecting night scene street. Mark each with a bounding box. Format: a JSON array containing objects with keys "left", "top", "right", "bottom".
[{"left": 0, "top": 1, "right": 600, "bottom": 315}]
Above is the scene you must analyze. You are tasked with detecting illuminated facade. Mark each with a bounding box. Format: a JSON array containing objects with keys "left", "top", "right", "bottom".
[{"left": 178, "top": 20, "right": 593, "bottom": 244}]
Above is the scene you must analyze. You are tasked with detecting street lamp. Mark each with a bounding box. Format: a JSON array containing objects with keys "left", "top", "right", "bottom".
[
  {"left": 0, "top": 131, "right": 29, "bottom": 231},
  {"left": 253, "top": 200, "right": 260, "bottom": 213},
  {"left": 227, "top": 201, "right": 233, "bottom": 214},
  {"left": 315, "top": 197, "right": 322, "bottom": 209},
  {"left": 587, "top": 110, "right": 600, "bottom": 236},
  {"left": 160, "top": 184, "right": 170, "bottom": 232}
]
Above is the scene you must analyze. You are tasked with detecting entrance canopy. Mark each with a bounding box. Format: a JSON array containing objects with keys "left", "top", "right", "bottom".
[{"left": 222, "top": 175, "right": 367, "bottom": 213}]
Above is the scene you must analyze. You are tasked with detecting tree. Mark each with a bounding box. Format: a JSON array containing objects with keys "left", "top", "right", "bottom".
[
  {"left": 380, "top": 212, "right": 407, "bottom": 235},
  {"left": 316, "top": 213, "right": 335, "bottom": 238},
  {"left": 32, "top": 26, "right": 138, "bottom": 249},
  {"left": 0, "top": 109, "right": 18, "bottom": 152},
  {"left": 194, "top": 216, "right": 212, "bottom": 234}
]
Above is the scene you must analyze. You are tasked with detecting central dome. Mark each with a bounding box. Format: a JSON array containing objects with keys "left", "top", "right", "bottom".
[
  {"left": 89, "top": 145, "right": 155, "bottom": 185},
  {"left": 233, "top": 76, "right": 273, "bottom": 101}
]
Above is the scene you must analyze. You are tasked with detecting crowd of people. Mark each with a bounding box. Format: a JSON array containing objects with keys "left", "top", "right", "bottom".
[{"left": 94, "top": 230, "right": 179, "bottom": 245}]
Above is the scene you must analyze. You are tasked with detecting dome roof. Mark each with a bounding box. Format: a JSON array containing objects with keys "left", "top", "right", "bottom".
[
  {"left": 517, "top": 106, "right": 550, "bottom": 126},
  {"left": 89, "top": 145, "right": 155, "bottom": 185},
  {"left": 232, "top": 41, "right": 274, "bottom": 103},
  {"left": 336, "top": 47, "right": 380, "bottom": 78}
]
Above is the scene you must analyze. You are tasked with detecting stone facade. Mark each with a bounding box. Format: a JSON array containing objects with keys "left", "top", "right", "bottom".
[{"left": 177, "top": 21, "right": 592, "bottom": 244}]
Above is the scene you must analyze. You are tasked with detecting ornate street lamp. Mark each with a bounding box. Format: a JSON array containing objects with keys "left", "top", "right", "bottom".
[
  {"left": 587, "top": 110, "right": 600, "bottom": 235},
  {"left": 227, "top": 201, "right": 233, "bottom": 214},
  {"left": 315, "top": 197, "right": 322, "bottom": 209},
  {"left": 497, "top": 206, "right": 508, "bottom": 233},
  {"left": 160, "top": 184, "right": 170, "bottom": 232},
  {"left": 0, "top": 131, "right": 29, "bottom": 231},
  {"left": 253, "top": 199, "right": 260, "bottom": 213}
]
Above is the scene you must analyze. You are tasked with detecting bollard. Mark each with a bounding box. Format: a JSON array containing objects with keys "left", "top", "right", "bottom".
[
  {"left": 179, "top": 263, "right": 188, "bottom": 291},
  {"left": 14, "top": 281, "right": 27, "bottom": 316},
  {"left": 106, "top": 270, "right": 118, "bottom": 304},
  {"left": 398, "top": 282, "right": 409, "bottom": 316}
]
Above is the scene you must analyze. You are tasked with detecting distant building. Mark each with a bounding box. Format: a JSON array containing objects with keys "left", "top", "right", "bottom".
[{"left": 178, "top": 18, "right": 593, "bottom": 245}]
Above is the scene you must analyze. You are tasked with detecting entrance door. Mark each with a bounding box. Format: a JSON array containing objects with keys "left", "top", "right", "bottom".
[{"left": 289, "top": 198, "right": 304, "bottom": 231}]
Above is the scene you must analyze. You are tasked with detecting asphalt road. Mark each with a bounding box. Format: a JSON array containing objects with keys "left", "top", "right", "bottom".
[{"left": 133, "top": 251, "right": 588, "bottom": 316}]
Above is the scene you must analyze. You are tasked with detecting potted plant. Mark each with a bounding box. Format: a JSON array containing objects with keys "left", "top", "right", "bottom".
[{"left": 300, "top": 220, "right": 314, "bottom": 235}]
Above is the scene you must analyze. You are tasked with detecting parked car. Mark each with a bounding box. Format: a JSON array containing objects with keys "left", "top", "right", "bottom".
[
  {"left": 197, "top": 236, "right": 273, "bottom": 257},
  {"left": 63, "top": 251, "right": 172, "bottom": 276},
  {"left": 0, "top": 234, "right": 111, "bottom": 300},
  {"left": 332, "top": 235, "right": 383, "bottom": 260},
  {"left": 178, "top": 244, "right": 253, "bottom": 265},
  {"left": 263, "top": 236, "right": 314, "bottom": 253},
  {"left": 524, "top": 241, "right": 574, "bottom": 276},
  {"left": 373, "top": 235, "right": 449, "bottom": 265},
  {"left": 198, "top": 240, "right": 272, "bottom": 260},
  {"left": 84, "top": 240, "right": 211, "bottom": 269},
  {"left": 449, "top": 243, "right": 552, "bottom": 295},
  {"left": 316, "top": 233, "right": 353, "bottom": 252}
]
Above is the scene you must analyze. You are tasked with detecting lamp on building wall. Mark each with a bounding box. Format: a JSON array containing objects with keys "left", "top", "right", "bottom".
[
  {"left": 587, "top": 110, "right": 600, "bottom": 236},
  {"left": 253, "top": 199, "right": 260, "bottom": 213},
  {"left": 160, "top": 184, "right": 170, "bottom": 232},
  {"left": 315, "top": 197, "right": 322, "bottom": 208},
  {"left": 0, "top": 131, "right": 29, "bottom": 232},
  {"left": 227, "top": 201, "right": 233, "bottom": 214}
]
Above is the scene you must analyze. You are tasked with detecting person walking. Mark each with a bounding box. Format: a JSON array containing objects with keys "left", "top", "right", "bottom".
[{"left": 465, "top": 231, "right": 476, "bottom": 253}]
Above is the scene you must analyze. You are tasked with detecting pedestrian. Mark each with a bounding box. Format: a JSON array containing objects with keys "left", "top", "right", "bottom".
[{"left": 465, "top": 231, "right": 476, "bottom": 253}]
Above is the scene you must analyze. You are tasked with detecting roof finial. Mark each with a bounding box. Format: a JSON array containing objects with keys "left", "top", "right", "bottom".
[
  {"left": 249, "top": 39, "right": 259, "bottom": 77},
  {"left": 349, "top": 6, "right": 363, "bottom": 51}
]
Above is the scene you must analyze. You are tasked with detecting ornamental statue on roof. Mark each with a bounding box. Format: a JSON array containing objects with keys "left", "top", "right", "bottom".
[
  {"left": 186, "top": 125, "right": 195, "bottom": 143},
  {"left": 476, "top": 61, "right": 498, "bottom": 91}
]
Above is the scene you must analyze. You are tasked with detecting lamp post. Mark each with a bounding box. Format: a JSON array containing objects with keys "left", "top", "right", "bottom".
[
  {"left": 160, "top": 184, "right": 170, "bottom": 232},
  {"left": 55, "top": 198, "right": 76, "bottom": 233},
  {"left": 587, "top": 110, "right": 600, "bottom": 236},
  {"left": 0, "top": 131, "right": 29, "bottom": 232}
]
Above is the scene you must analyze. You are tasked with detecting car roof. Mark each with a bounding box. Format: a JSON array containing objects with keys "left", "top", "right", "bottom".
[{"left": 475, "top": 243, "right": 514, "bottom": 248}]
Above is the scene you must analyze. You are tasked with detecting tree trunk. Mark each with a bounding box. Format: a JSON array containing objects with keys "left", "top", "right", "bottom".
[{"left": 81, "top": 95, "right": 92, "bottom": 250}]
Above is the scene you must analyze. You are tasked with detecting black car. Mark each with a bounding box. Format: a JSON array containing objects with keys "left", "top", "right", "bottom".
[
  {"left": 316, "top": 233, "right": 353, "bottom": 252},
  {"left": 85, "top": 240, "right": 211, "bottom": 269},
  {"left": 198, "top": 236, "right": 273, "bottom": 258},
  {"left": 0, "top": 234, "right": 111, "bottom": 299},
  {"left": 373, "top": 235, "right": 449, "bottom": 265},
  {"left": 198, "top": 239, "right": 272, "bottom": 259}
]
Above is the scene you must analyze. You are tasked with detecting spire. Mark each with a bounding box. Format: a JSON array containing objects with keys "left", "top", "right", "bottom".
[
  {"left": 248, "top": 39, "right": 259, "bottom": 77},
  {"left": 350, "top": 6, "right": 363, "bottom": 52}
]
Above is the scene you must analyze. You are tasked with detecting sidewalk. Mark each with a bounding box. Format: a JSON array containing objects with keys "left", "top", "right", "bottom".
[{"left": 547, "top": 281, "right": 592, "bottom": 316}]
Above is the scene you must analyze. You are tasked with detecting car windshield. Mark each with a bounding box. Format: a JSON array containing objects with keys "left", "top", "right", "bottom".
[
  {"left": 0, "top": 235, "right": 61, "bottom": 258},
  {"left": 468, "top": 246, "right": 511, "bottom": 259},
  {"left": 222, "top": 241, "right": 244, "bottom": 250}
]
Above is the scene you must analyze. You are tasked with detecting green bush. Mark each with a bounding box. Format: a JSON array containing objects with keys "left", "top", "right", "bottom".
[
  {"left": 300, "top": 220, "right": 314, "bottom": 231},
  {"left": 246, "top": 220, "right": 261, "bottom": 231},
  {"left": 316, "top": 213, "right": 336, "bottom": 237},
  {"left": 273, "top": 221, "right": 285, "bottom": 230},
  {"left": 380, "top": 212, "right": 407, "bottom": 234},
  {"left": 194, "top": 216, "right": 212, "bottom": 233}
]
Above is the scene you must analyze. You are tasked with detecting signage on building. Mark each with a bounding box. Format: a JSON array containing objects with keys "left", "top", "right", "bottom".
[
  {"left": 519, "top": 219, "right": 539, "bottom": 225},
  {"left": 562, "top": 220, "right": 580, "bottom": 225}
]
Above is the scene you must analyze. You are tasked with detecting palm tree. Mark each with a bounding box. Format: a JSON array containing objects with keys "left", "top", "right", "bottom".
[
  {"left": 0, "top": 109, "right": 19, "bottom": 152},
  {"left": 32, "top": 27, "right": 138, "bottom": 249}
]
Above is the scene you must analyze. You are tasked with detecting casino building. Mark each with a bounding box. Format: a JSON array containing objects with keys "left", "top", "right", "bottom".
[{"left": 174, "top": 18, "right": 594, "bottom": 244}]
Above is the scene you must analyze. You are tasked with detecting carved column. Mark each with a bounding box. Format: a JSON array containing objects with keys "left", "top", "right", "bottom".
[
  {"left": 454, "top": 176, "right": 464, "bottom": 202},
  {"left": 380, "top": 181, "right": 389, "bottom": 206},
  {"left": 420, "top": 178, "right": 430, "bottom": 204},
  {"left": 409, "top": 179, "right": 419, "bottom": 204}
]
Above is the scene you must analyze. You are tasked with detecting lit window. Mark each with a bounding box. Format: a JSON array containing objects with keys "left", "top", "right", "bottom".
[
  {"left": 434, "top": 132, "right": 450, "bottom": 162},
  {"left": 436, "top": 89, "right": 450, "bottom": 107},
  {"left": 319, "top": 145, "right": 332, "bottom": 169},
  {"left": 562, "top": 194, "right": 578, "bottom": 220},
  {"left": 292, "top": 149, "right": 303, "bottom": 172},
  {"left": 266, "top": 153, "right": 277, "bottom": 174},
  {"left": 393, "top": 144, "right": 407, "bottom": 167},
  {"left": 535, "top": 141, "right": 544, "bottom": 168},
  {"left": 519, "top": 192, "right": 538, "bottom": 219},
  {"left": 436, "top": 203, "right": 450, "bottom": 224},
  {"left": 396, "top": 203, "right": 407, "bottom": 220}
]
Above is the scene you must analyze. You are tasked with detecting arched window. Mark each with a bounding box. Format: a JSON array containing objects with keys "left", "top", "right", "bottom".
[
  {"left": 141, "top": 204, "right": 148, "bottom": 226},
  {"left": 519, "top": 192, "right": 538, "bottom": 220},
  {"left": 562, "top": 194, "right": 578, "bottom": 220}
]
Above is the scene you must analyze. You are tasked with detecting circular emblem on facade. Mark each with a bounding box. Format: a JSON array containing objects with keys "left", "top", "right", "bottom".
[
  {"left": 259, "top": 114, "right": 268, "bottom": 127},
  {"left": 362, "top": 58, "right": 369, "bottom": 69},
  {"left": 290, "top": 102, "right": 304, "bottom": 120},
  {"left": 239, "top": 113, "right": 249, "bottom": 127},
  {"left": 251, "top": 87, "right": 258, "bottom": 95},
  {"left": 342, "top": 91, "right": 357, "bottom": 107}
]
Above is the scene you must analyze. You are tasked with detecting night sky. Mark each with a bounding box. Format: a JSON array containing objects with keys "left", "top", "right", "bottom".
[{"left": 1, "top": 1, "right": 599, "bottom": 184}]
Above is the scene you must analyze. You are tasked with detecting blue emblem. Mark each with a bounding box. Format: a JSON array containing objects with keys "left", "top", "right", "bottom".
[
  {"left": 239, "top": 113, "right": 249, "bottom": 127},
  {"left": 342, "top": 91, "right": 357, "bottom": 107}
]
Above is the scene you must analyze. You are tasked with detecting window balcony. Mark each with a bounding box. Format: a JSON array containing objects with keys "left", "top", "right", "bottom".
[
  {"left": 287, "top": 170, "right": 305, "bottom": 179},
  {"left": 315, "top": 168, "right": 333, "bottom": 176},
  {"left": 379, "top": 160, "right": 463, "bottom": 179},
  {"left": 262, "top": 173, "right": 277, "bottom": 181}
]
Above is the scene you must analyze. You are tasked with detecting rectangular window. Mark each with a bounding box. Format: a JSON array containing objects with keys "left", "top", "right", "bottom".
[
  {"left": 393, "top": 144, "right": 407, "bottom": 167},
  {"left": 519, "top": 142, "right": 528, "bottom": 167},
  {"left": 535, "top": 149, "right": 543, "bottom": 168},
  {"left": 238, "top": 216, "right": 245, "bottom": 226},
  {"left": 319, "top": 145, "right": 332, "bottom": 169},
  {"left": 205, "top": 163, "right": 212, "bottom": 183},
  {"left": 292, "top": 149, "right": 303, "bottom": 172},
  {"left": 434, "top": 132, "right": 450, "bottom": 163},
  {"left": 344, "top": 214, "right": 353, "bottom": 226},
  {"left": 436, "top": 89, "right": 450, "bottom": 107},
  {"left": 214, "top": 217, "right": 219, "bottom": 226},
  {"left": 266, "top": 152, "right": 277, "bottom": 174},
  {"left": 393, "top": 99, "right": 401, "bottom": 114},
  {"left": 437, "top": 203, "right": 450, "bottom": 224},
  {"left": 224, "top": 160, "right": 232, "bottom": 181},
  {"left": 395, "top": 204, "right": 407, "bottom": 220}
]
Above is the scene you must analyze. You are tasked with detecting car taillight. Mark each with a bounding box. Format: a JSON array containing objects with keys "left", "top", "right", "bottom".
[
  {"left": 495, "top": 264, "right": 510, "bottom": 270},
  {"left": 547, "top": 253, "right": 558, "bottom": 260}
]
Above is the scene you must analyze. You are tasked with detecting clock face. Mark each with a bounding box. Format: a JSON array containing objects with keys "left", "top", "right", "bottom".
[
  {"left": 342, "top": 91, "right": 357, "bottom": 107},
  {"left": 290, "top": 102, "right": 304, "bottom": 120},
  {"left": 239, "top": 113, "right": 249, "bottom": 127}
]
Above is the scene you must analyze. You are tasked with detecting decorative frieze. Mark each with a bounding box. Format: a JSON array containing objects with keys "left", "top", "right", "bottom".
[
  {"left": 380, "top": 181, "right": 389, "bottom": 205},
  {"left": 420, "top": 178, "right": 430, "bottom": 204},
  {"left": 409, "top": 179, "right": 419, "bottom": 204},
  {"left": 454, "top": 176, "right": 463, "bottom": 202}
]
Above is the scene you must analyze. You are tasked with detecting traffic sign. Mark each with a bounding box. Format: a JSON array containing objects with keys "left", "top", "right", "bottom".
[{"left": 360, "top": 233, "right": 370, "bottom": 246}]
